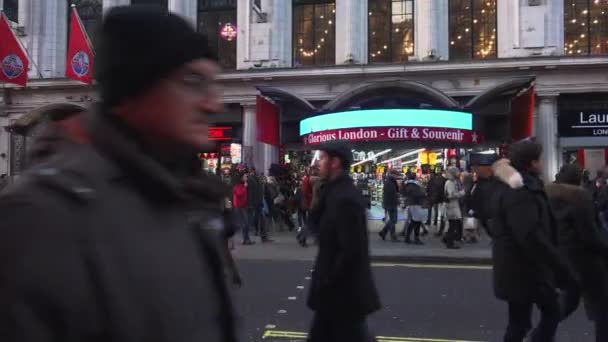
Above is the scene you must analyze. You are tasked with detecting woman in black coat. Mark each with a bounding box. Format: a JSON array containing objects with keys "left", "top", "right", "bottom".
[{"left": 546, "top": 164, "right": 608, "bottom": 342}]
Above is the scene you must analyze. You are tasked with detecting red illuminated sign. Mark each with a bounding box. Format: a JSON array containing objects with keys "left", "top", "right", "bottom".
[
  {"left": 302, "top": 127, "right": 483, "bottom": 145},
  {"left": 209, "top": 126, "right": 233, "bottom": 141}
]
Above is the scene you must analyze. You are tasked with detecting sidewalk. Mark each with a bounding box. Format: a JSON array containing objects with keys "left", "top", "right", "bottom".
[{"left": 232, "top": 220, "right": 492, "bottom": 265}]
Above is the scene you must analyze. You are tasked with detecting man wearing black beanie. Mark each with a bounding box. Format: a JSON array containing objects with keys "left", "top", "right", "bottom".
[{"left": 0, "top": 6, "right": 237, "bottom": 342}]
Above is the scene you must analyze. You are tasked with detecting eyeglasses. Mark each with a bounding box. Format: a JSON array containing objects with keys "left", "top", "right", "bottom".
[{"left": 175, "top": 70, "right": 221, "bottom": 97}]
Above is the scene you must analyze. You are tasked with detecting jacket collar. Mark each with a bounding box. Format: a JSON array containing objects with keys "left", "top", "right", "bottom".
[
  {"left": 84, "top": 108, "right": 226, "bottom": 203},
  {"left": 492, "top": 158, "right": 544, "bottom": 192}
]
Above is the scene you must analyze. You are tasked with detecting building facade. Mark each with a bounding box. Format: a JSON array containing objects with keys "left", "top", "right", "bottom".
[{"left": 1, "top": 0, "right": 607, "bottom": 178}]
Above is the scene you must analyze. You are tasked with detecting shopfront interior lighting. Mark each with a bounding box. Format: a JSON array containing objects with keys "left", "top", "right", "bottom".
[
  {"left": 380, "top": 148, "right": 425, "bottom": 165},
  {"left": 310, "top": 150, "right": 320, "bottom": 166},
  {"left": 479, "top": 149, "right": 497, "bottom": 154},
  {"left": 351, "top": 149, "right": 392, "bottom": 167}
]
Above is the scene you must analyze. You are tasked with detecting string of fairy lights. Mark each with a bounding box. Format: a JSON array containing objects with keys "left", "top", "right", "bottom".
[
  {"left": 449, "top": 1, "right": 497, "bottom": 59},
  {"left": 564, "top": 0, "right": 608, "bottom": 55},
  {"left": 297, "top": 5, "right": 336, "bottom": 58},
  {"left": 368, "top": 0, "right": 415, "bottom": 61}
]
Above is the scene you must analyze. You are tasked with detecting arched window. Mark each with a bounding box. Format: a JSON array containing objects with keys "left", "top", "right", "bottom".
[
  {"left": 198, "top": 0, "right": 237, "bottom": 70},
  {"left": 368, "top": 0, "right": 414, "bottom": 64},
  {"left": 131, "top": 0, "right": 168, "bottom": 10},
  {"left": 448, "top": 0, "right": 496, "bottom": 61},
  {"left": 293, "top": 0, "right": 336, "bottom": 66},
  {"left": 3, "top": 0, "right": 19, "bottom": 23},
  {"left": 564, "top": 0, "right": 608, "bottom": 55}
]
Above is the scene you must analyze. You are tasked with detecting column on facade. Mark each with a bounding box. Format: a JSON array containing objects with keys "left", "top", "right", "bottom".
[
  {"left": 242, "top": 104, "right": 257, "bottom": 168},
  {"left": 237, "top": 0, "right": 292, "bottom": 69},
  {"left": 335, "top": 0, "right": 366, "bottom": 64},
  {"left": 415, "top": 0, "right": 448, "bottom": 61},
  {"left": 168, "top": 0, "right": 197, "bottom": 28},
  {"left": 536, "top": 95, "right": 559, "bottom": 182},
  {"left": 19, "top": 0, "right": 68, "bottom": 79},
  {"left": 103, "top": 0, "right": 130, "bottom": 14}
]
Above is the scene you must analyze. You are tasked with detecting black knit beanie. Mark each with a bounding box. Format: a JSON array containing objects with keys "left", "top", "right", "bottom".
[{"left": 95, "top": 5, "right": 216, "bottom": 108}]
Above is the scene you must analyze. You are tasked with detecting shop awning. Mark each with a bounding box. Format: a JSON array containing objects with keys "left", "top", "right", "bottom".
[
  {"left": 5, "top": 103, "right": 86, "bottom": 136},
  {"left": 321, "top": 80, "right": 461, "bottom": 112},
  {"left": 255, "top": 85, "right": 317, "bottom": 113},
  {"left": 464, "top": 77, "right": 535, "bottom": 112}
]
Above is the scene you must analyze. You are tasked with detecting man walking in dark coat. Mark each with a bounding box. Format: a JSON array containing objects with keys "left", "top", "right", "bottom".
[
  {"left": 547, "top": 164, "right": 608, "bottom": 342},
  {"left": 307, "top": 141, "right": 381, "bottom": 342},
  {"left": 248, "top": 167, "right": 271, "bottom": 242},
  {"left": 379, "top": 169, "right": 400, "bottom": 242},
  {"left": 427, "top": 170, "right": 447, "bottom": 227},
  {"left": 489, "top": 141, "right": 579, "bottom": 342},
  {"left": 0, "top": 6, "right": 236, "bottom": 342}
]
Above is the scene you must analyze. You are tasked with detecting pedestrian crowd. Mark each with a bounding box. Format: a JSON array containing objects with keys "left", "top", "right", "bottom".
[{"left": 0, "top": 5, "right": 608, "bottom": 342}]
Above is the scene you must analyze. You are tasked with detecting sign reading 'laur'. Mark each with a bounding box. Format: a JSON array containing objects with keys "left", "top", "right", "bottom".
[
  {"left": 302, "top": 127, "right": 481, "bottom": 145},
  {"left": 558, "top": 110, "right": 608, "bottom": 137}
]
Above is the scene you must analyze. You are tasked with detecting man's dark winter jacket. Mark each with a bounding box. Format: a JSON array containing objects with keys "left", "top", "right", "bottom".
[
  {"left": 247, "top": 174, "right": 264, "bottom": 209},
  {"left": 427, "top": 174, "right": 447, "bottom": 204},
  {"left": 546, "top": 182, "right": 608, "bottom": 319},
  {"left": 382, "top": 176, "right": 399, "bottom": 210},
  {"left": 0, "top": 112, "right": 237, "bottom": 342},
  {"left": 307, "top": 172, "right": 381, "bottom": 317},
  {"left": 488, "top": 160, "right": 577, "bottom": 303}
]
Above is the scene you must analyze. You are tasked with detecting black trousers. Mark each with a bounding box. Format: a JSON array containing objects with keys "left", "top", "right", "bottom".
[
  {"left": 504, "top": 294, "right": 561, "bottom": 342},
  {"left": 406, "top": 220, "right": 421, "bottom": 241},
  {"left": 308, "top": 312, "right": 372, "bottom": 342},
  {"left": 380, "top": 208, "right": 398, "bottom": 239},
  {"left": 445, "top": 219, "right": 463, "bottom": 245},
  {"left": 248, "top": 207, "right": 267, "bottom": 239}
]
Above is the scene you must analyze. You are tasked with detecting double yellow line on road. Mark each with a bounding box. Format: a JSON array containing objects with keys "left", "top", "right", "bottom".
[
  {"left": 262, "top": 330, "right": 485, "bottom": 342},
  {"left": 372, "top": 263, "right": 492, "bottom": 270}
]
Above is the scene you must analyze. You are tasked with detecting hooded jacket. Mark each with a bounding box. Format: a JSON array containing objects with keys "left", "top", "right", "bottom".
[{"left": 488, "top": 159, "right": 576, "bottom": 303}]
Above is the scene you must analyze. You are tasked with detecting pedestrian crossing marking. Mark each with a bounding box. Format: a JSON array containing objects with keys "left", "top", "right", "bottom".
[
  {"left": 262, "top": 330, "right": 485, "bottom": 342},
  {"left": 372, "top": 262, "right": 492, "bottom": 270}
]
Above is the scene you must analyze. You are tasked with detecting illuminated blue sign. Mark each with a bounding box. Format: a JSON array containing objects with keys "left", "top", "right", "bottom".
[{"left": 300, "top": 109, "right": 473, "bottom": 136}]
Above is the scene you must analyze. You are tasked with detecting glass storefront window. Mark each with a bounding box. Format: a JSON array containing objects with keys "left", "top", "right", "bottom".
[
  {"left": 564, "top": 0, "right": 608, "bottom": 55},
  {"left": 293, "top": 0, "right": 336, "bottom": 66},
  {"left": 71, "top": 0, "right": 102, "bottom": 46},
  {"left": 368, "top": 0, "right": 414, "bottom": 63},
  {"left": 198, "top": 0, "right": 237, "bottom": 70},
  {"left": 4, "top": 0, "right": 18, "bottom": 23},
  {"left": 131, "top": 0, "right": 168, "bottom": 10},
  {"left": 449, "top": 0, "right": 497, "bottom": 61}
]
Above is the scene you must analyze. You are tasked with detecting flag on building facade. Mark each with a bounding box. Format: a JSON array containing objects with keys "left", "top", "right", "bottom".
[
  {"left": 0, "top": 12, "right": 29, "bottom": 86},
  {"left": 66, "top": 5, "right": 94, "bottom": 84}
]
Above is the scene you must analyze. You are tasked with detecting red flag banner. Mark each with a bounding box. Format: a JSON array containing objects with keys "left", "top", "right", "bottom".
[
  {"left": 0, "top": 13, "right": 28, "bottom": 86},
  {"left": 66, "top": 6, "right": 94, "bottom": 84}
]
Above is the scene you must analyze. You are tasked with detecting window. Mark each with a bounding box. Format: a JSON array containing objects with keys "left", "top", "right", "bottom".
[
  {"left": 564, "top": 0, "right": 608, "bottom": 55},
  {"left": 198, "top": 0, "right": 237, "bottom": 69},
  {"left": 449, "top": 0, "right": 497, "bottom": 61},
  {"left": 4, "top": 0, "right": 18, "bottom": 23},
  {"left": 368, "top": 0, "right": 414, "bottom": 63},
  {"left": 71, "top": 0, "right": 103, "bottom": 46},
  {"left": 131, "top": 0, "right": 168, "bottom": 10},
  {"left": 293, "top": 0, "right": 336, "bottom": 66}
]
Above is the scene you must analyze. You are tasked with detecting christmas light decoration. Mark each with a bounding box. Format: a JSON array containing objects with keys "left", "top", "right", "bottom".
[
  {"left": 564, "top": 0, "right": 608, "bottom": 56},
  {"left": 449, "top": 0, "right": 497, "bottom": 60}
]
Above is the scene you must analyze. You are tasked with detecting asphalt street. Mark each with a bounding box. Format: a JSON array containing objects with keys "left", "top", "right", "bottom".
[{"left": 233, "top": 259, "right": 595, "bottom": 342}]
